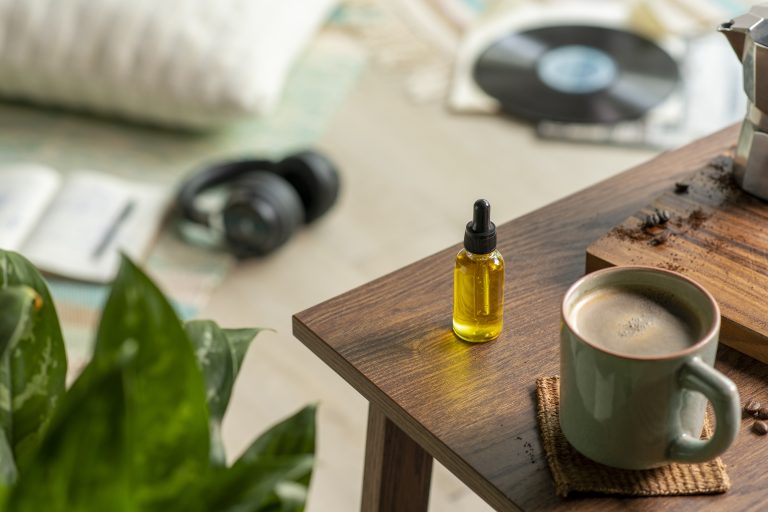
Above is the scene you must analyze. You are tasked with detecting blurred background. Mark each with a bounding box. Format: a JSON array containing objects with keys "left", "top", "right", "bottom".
[{"left": 0, "top": 0, "right": 758, "bottom": 509}]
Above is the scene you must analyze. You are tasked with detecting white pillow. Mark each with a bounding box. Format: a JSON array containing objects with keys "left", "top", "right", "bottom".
[{"left": 0, "top": 0, "right": 337, "bottom": 128}]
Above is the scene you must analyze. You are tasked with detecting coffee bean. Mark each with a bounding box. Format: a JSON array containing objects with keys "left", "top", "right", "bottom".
[
  {"left": 643, "top": 209, "right": 672, "bottom": 230},
  {"left": 643, "top": 214, "right": 659, "bottom": 228},
  {"left": 745, "top": 399, "right": 761, "bottom": 416},
  {"left": 649, "top": 232, "right": 670, "bottom": 247},
  {"left": 753, "top": 420, "right": 768, "bottom": 436},
  {"left": 757, "top": 407, "right": 768, "bottom": 420}
]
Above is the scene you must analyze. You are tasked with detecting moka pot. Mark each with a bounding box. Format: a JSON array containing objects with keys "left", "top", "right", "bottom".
[{"left": 720, "top": 4, "right": 768, "bottom": 201}]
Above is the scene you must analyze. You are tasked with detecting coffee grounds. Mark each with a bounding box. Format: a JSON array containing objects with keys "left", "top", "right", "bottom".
[
  {"left": 610, "top": 225, "right": 653, "bottom": 243},
  {"left": 687, "top": 208, "right": 710, "bottom": 229},
  {"left": 605, "top": 152, "right": 731, "bottom": 248},
  {"left": 710, "top": 155, "right": 733, "bottom": 173},
  {"left": 660, "top": 262, "right": 683, "bottom": 272},
  {"left": 708, "top": 156, "right": 739, "bottom": 195}
]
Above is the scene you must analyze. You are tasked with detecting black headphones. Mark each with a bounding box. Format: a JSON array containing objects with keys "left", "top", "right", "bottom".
[{"left": 176, "top": 149, "right": 340, "bottom": 257}]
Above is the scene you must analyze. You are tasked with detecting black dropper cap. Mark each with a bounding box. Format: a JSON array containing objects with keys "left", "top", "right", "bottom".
[{"left": 464, "top": 199, "right": 496, "bottom": 254}]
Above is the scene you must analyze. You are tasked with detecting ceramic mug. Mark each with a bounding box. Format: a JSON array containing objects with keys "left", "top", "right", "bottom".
[{"left": 559, "top": 266, "right": 741, "bottom": 470}]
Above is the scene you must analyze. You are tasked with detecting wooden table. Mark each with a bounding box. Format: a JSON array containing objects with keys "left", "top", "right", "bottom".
[{"left": 292, "top": 125, "right": 768, "bottom": 511}]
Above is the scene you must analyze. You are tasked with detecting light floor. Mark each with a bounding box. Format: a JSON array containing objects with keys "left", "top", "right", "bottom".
[{"left": 204, "top": 63, "right": 659, "bottom": 510}]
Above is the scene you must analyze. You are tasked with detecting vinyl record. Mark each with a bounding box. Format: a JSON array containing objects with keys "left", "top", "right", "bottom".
[{"left": 472, "top": 25, "right": 680, "bottom": 124}]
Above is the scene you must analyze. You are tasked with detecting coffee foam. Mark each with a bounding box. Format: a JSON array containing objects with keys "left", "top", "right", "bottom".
[{"left": 571, "top": 284, "right": 704, "bottom": 357}]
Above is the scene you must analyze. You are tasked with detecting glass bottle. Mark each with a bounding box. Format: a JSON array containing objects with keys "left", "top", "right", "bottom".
[{"left": 453, "top": 199, "right": 505, "bottom": 342}]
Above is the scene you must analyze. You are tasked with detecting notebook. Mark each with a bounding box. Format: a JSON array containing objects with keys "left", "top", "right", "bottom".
[{"left": 0, "top": 163, "right": 169, "bottom": 283}]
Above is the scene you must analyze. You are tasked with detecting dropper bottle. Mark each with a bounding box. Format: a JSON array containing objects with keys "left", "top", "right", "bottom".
[{"left": 453, "top": 199, "right": 505, "bottom": 342}]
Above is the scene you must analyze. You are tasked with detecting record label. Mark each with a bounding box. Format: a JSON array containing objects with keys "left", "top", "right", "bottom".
[
  {"left": 537, "top": 45, "right": 617, "bottom": 94},
  {"left": 472, "top": 25, "right": 680, "bottom": 124}
]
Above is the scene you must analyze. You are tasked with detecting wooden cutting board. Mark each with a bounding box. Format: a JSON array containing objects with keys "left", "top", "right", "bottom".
[{"left": 586, "top": 151, "right": 768, "bottom": 364}]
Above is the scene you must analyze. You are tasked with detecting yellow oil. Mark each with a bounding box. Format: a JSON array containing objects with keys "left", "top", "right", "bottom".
[{"left": 452, "top": 248, "right": 504, "bottom": 342}]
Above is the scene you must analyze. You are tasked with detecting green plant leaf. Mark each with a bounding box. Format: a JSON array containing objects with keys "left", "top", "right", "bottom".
[
  {"left": 241, "top": 405, "right": 316, "bottom": 463},
  {"left": 0, "top": 286, "right": 40, "bottom": 486},
  {"left": 92, "top": 256, "right": 210, "bottom": 509},
  {"left": 223, "top": 328, "right": 267, "bottom": 376},
  {"left": 184, "top": 321, "right": 266, "bottom": 465},
  {"left": 0, "top": 429, "right": 17, "bottom": 488},
  {"left": 5, "top": 342, "right": 136, "bottom": 512},
  {"left": 269, "top": 480, "right": 309, "bottom": 512},
  {"left": 0, "top": 251, "right": 67, "bottom": 472},
  {"left": 0, "top": 286, "right": 37, "bottom": 360},
  {"left": 185, "top": 322, "right": 265, "bottom": 423},
  {"left": 174, "top": 406, "right": 316, "bottom": 512},
  {"left": 176, "top": 455, "right": 314, "bottom": 512},
  {"left": 229, "top": 405, "right": 317, "bottom": 512}
]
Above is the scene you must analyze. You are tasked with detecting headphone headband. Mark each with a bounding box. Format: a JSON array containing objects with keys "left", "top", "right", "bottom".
[{"left": 177, "top": 159, "right": 274, "bottom": 226}]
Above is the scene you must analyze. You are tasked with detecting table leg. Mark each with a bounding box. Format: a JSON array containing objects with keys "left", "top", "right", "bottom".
[{"left": 361, "top": 403, "right": 433, "bottom": 512}]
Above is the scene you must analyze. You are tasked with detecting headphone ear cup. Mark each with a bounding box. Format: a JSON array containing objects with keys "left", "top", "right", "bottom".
[
  {"left": 221, "top": 172, "right": 304, "bottom": 257},
  {"left": 278, "top": 150, "right": 340, "bottom": 224}
]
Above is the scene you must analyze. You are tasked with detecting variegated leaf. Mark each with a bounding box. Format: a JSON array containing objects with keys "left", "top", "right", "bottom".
[
  {"left": 185, "top": 320, "right": 266, "bottom": 465},
  {"left": 0, "top": 252, "right": 67, "bottom": 472}
]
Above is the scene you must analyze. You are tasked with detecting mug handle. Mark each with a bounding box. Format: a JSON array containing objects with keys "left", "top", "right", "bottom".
[{"left": 668, "top": 356, "right": 741, "bottom": 463}]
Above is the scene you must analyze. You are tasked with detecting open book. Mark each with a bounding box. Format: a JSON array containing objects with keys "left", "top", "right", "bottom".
[{"left": 0, "top": 163, "right": 170, "bottom": 283}]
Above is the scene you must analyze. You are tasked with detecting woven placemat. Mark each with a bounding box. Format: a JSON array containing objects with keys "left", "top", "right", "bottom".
[{"left": 536, "top": 376, "right": 730, "bottom": 498}]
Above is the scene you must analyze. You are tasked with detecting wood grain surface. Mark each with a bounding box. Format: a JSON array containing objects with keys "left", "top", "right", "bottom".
[
  {"left": 293, "top": 125, "right": 768, "bottom": 511},
  {"left": 586, "top": 150, "right": 768, "bottom": 364},
  {"left": 362, "top": 404, "right": 433, "bottom": 512}
]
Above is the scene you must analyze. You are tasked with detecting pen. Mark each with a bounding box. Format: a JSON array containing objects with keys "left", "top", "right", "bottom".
[{"left": 92, "top": 200, "right": 136, "bottom": 260}]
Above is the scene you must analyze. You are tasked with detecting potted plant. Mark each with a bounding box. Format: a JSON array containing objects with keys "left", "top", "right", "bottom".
[{"left": 0, "top": 250, "right": 315, "bottom": 511}]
